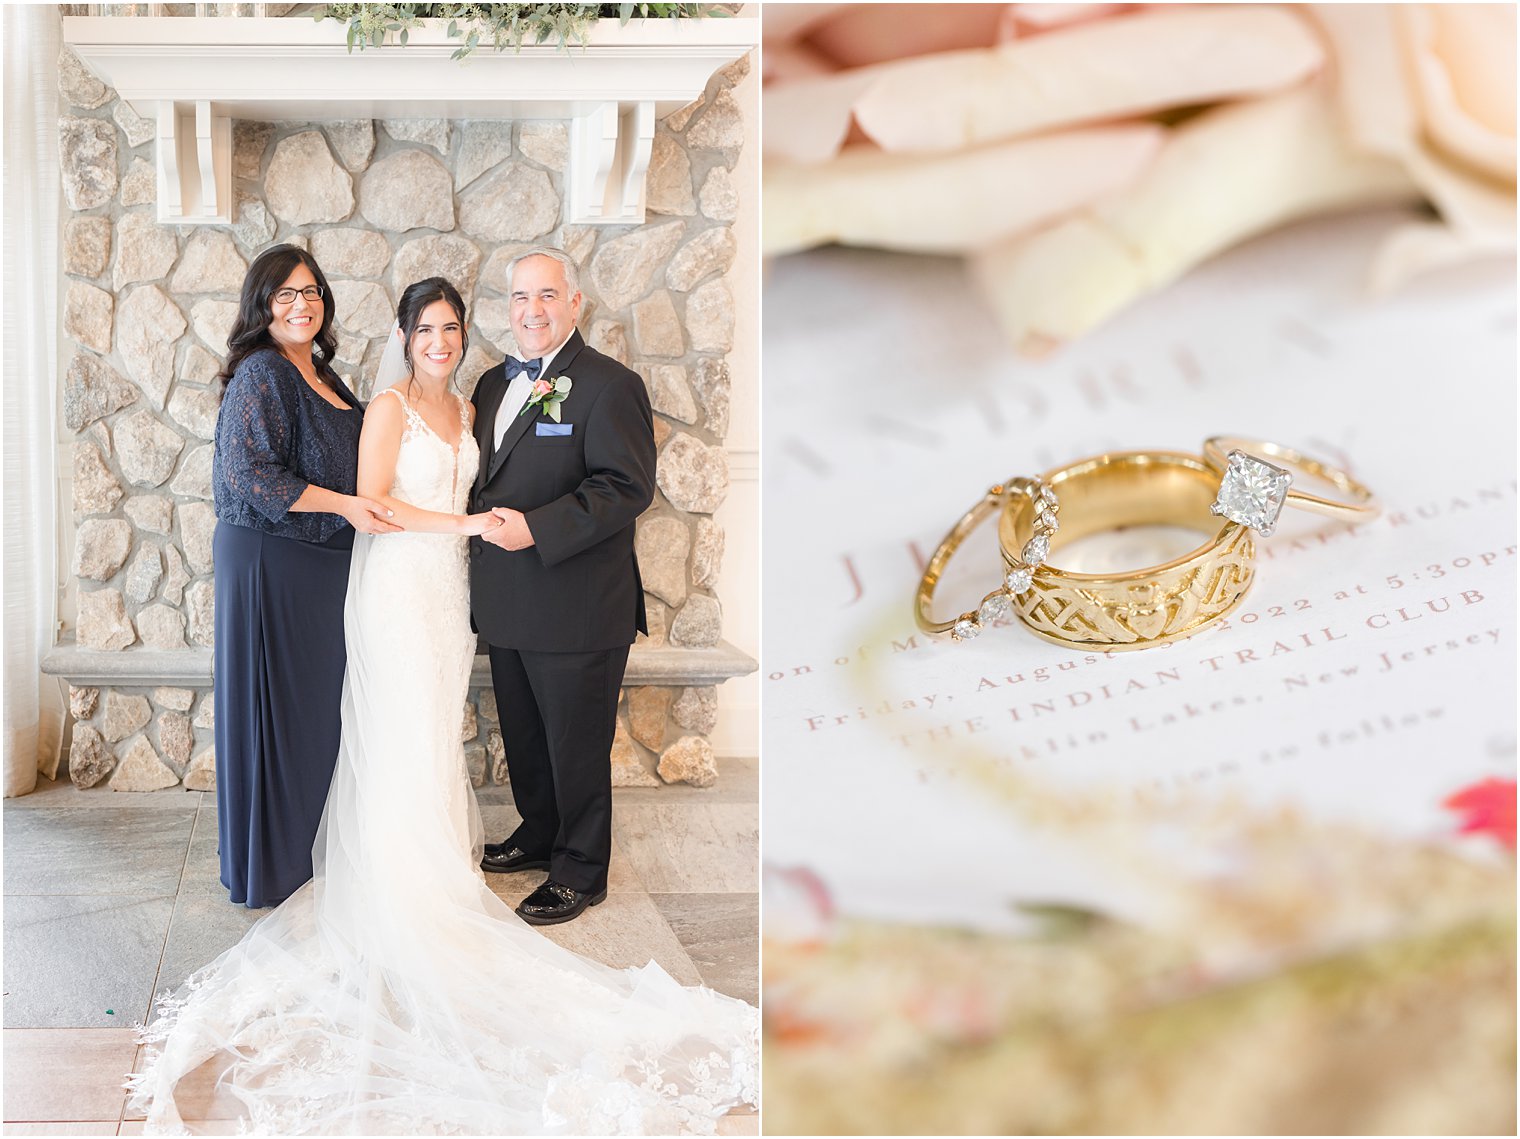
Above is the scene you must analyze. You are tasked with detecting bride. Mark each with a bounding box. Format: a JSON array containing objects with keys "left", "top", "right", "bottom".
[{"left": 127, "top": 278, "right": 758, "bottom": 1135}]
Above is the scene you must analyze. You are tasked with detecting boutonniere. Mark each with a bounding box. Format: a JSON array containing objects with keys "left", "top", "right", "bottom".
[{"left": 519, "top": 375, "right": 572, "bottom": 422}]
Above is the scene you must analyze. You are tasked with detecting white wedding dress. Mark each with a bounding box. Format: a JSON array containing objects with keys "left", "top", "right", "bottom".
[{"left": 127, "top": 390, "right": 758, "bottom": 1135}]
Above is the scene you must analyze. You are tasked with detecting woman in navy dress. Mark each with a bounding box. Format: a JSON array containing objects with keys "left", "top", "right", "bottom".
[{"left": 211, "top": 244, "right": 399, "bottom": 908}]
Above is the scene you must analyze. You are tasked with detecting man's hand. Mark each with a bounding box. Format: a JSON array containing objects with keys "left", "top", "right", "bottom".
[{"left": 482, "top": 507, "right": 535, "bottom": 551}]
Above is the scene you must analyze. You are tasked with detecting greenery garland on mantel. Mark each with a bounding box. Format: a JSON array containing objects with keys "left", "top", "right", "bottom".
[{"left": 317, "top": 3, "right": 730, "bottom": 58}]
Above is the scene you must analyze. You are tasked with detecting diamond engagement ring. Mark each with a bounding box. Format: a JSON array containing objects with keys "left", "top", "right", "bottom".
[
  {"left": 919, "top": 442, "right": 1377, "bottom": 651},
  {"left": 1000, "top": 450, "right": 1261, "bottom": 651},
  {"left": 913, "top": 477, "right": 1062, "bottom": 641},
  {"left": 1203, "top": 436, "right": 1380, "bottom": 530}
]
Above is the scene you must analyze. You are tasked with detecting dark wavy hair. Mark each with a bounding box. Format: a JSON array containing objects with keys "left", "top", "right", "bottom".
[
  {"left": 395, "top": 277, "right": 469, "bottom": 400},
  {"left": 217, "top": 244, "right": 340, "bottom": 391}
]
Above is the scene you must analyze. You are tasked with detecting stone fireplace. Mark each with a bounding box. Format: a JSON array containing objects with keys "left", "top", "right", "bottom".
[{"left": 43, "top": 10, "right": 758, "bottom": 793}]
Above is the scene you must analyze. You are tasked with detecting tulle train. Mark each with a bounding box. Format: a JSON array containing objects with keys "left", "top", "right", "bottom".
[{"left": 126, "top": 529, "right": 758, "bottom": 1135}]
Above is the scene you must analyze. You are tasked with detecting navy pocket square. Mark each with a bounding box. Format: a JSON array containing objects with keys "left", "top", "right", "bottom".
[{"left": 536, "top": 422, "right": 572, "bottom": 437}]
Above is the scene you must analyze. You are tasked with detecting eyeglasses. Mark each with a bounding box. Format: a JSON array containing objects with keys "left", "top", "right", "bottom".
[{"left": 272, "top": 285, "right": 325, "bottom": 305}]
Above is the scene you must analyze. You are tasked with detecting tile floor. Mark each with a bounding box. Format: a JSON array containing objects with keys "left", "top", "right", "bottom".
[{"left": 3, "top": 758, "right": 759, "bottom": 1136}]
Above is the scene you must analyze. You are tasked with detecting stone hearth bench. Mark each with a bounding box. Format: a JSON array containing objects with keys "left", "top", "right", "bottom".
[
  {"left": 43, "top": 643, "right": 756, "bottom": 688},
  {"left": 41, "top": 642, "right": 756, "bottom": 791}
]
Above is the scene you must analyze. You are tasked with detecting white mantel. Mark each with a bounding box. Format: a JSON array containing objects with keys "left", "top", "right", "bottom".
[{"left": 62, "top": 14, "right": 757, "bottom": 224}]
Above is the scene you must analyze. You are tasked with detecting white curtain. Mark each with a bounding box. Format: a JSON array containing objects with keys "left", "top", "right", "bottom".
[{"left": 4, "top": 6, "right": 65, "bottom": 796}]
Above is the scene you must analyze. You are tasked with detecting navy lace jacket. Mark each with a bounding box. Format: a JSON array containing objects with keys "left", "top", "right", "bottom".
[{"left": 212, "top": 348, "right": 363, "bottom": 544}]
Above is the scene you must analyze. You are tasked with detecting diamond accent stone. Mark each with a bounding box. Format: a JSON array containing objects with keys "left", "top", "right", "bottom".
[
  {"left": 1039, "top": 509, "right": 1059, "bottom": 533},
  {"left": 1212, "top": 449, "right": 1291, "bottom": 535},
  {"left": 951, "top": 615, "right": 981, "bottom": 641},
  {"left": 1038, "top": 484, "right": 1059, "bottom": 509},
  {"left": 1022, "top": 533, "right": 1050, "bottom": 567},
  {"left": 1004, "top": 567, "right": 1033, "bottom": 594},
  {"left": 978, "top": 592, "right": 1013, "bottom": 624}
]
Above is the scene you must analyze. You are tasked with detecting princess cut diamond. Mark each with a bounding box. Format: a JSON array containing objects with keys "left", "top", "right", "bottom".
[{"left": 1211, "top": 449, "right": 1291, "bottom": 535}]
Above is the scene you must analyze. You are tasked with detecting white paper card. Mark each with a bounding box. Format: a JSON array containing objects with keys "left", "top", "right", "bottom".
[{"left": 761, "top": 210, "right": 1516, "bottom": 933}]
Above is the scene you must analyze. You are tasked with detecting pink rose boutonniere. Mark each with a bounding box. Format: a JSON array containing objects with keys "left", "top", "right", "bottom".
[{"left": 519, "top": 375, "right": 572, "bottom": 422}]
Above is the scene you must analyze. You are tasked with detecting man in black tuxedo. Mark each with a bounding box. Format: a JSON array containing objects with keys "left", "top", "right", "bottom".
[{"left": 469, "top": 247, "right": 656, "bottom": 924}]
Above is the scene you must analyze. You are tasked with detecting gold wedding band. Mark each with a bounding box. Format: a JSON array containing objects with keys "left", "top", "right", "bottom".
[
  {"left": 917, "top": 439, "right": 1378, "bottom": 652},
  {"left": 914, "top": 477, "right": 1058, "bottom": 640},
  {"left": 999, "top": 451, "right": 1257, "bottom": 651},
  {"left": 1203, "top": 436, "right": 1379, "bottom": 528}
]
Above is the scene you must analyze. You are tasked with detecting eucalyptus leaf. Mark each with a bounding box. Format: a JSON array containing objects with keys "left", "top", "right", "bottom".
[{"left": 315, "top": 2, "right": 727, "bottom": 60}]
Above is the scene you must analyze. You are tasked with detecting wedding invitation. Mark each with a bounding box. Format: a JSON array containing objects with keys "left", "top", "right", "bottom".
[{"left": 761, "top": 208, "right": 1516, "bottom": 933}]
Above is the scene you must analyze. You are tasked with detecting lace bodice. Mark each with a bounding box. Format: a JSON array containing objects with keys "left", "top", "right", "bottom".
[
  {"left": 212, "top": 348, "right": 363, "bottom": 543},
  {"left": 375, "top": 387, "right": 479, "bottom": 515},
  {"left": 359, "top": 388, "right": 477, "bottom": 693}
]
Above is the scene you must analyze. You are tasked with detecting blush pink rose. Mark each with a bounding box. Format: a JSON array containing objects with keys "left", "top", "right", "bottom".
[{"left": 531, "top": 378, "right": 552, "bottom": 398}]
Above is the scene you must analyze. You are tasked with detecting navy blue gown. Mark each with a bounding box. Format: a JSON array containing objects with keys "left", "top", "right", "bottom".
[{"left": 211, "top": 348, "right": 363, "bottom": 908}]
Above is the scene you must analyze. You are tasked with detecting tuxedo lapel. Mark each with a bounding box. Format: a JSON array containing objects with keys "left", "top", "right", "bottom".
[
  {"left": 474, "top": 369, "right": 508, "bottom": 497},
  {"left": 549, "top": 329, "right": 587, "bottom": 375},
  {"left": 483, "top": 330, "right": 589, "bottom": 487},
  {"left": 486, "top": 398, "right": 537, "bottom": 485}
]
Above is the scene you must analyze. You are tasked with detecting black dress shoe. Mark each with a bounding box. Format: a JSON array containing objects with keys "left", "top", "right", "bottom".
[
  {"left": 515, "top": 881, "right": 608, "bottom": 925},
  {"left": 480, "top": 845, "right": 551, "bottom": 874}
]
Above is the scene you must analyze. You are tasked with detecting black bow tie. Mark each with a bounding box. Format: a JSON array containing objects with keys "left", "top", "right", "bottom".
[{"left": 504, "top": 357, "right": 543, "bottom": 381}]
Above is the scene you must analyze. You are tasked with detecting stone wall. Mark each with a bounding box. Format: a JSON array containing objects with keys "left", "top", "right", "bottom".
[{"left": 53, "top": 38, "right": 751, "bottom": 792}]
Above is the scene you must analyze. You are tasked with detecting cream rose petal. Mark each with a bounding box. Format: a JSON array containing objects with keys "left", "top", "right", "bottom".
[
  {"left": 760, "top": 3, "right": 852, "bottom": 48},
  {"left": 1308, "top": 5, "right": 1419, "bottom": 157},
  {"left": 1311, "top": 4, "right": 1515, "bottom": 289},
  {"left": 972, "top": 87, "right": 1419, "bottom": 353},
  {"left": 762, "top": 123, "right": 1163, "bottom": 257},
  {"left": 762, "top": 70, "right": 877, "bottom": 164},
  {"left": 1403, "top": 148, "right": 1515, "bottom": 244},
  {"left": 762, "top": 40, "right": 840, "bottom": 86},
  {"left": 1422, "top": 5, "right": 1518, "bottom": 137},
  {"left": 802, "top": 4, "right": 1016, "bottom": 70},
  {"left": 850, "top": 6, "right": 1325, "bottom": 154},
  {"left": 1368, "top": 220, "right": 1511, "bottom": 297},
  {"left": 1011, "top": 4, "right": 1129, "bottom": 33},
  {"left": 1400, "top": 4, "right": 1517, "bottom": 182},
  {"left": 1370, "top": 148, "right": 1517, "bottom": 293}
]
